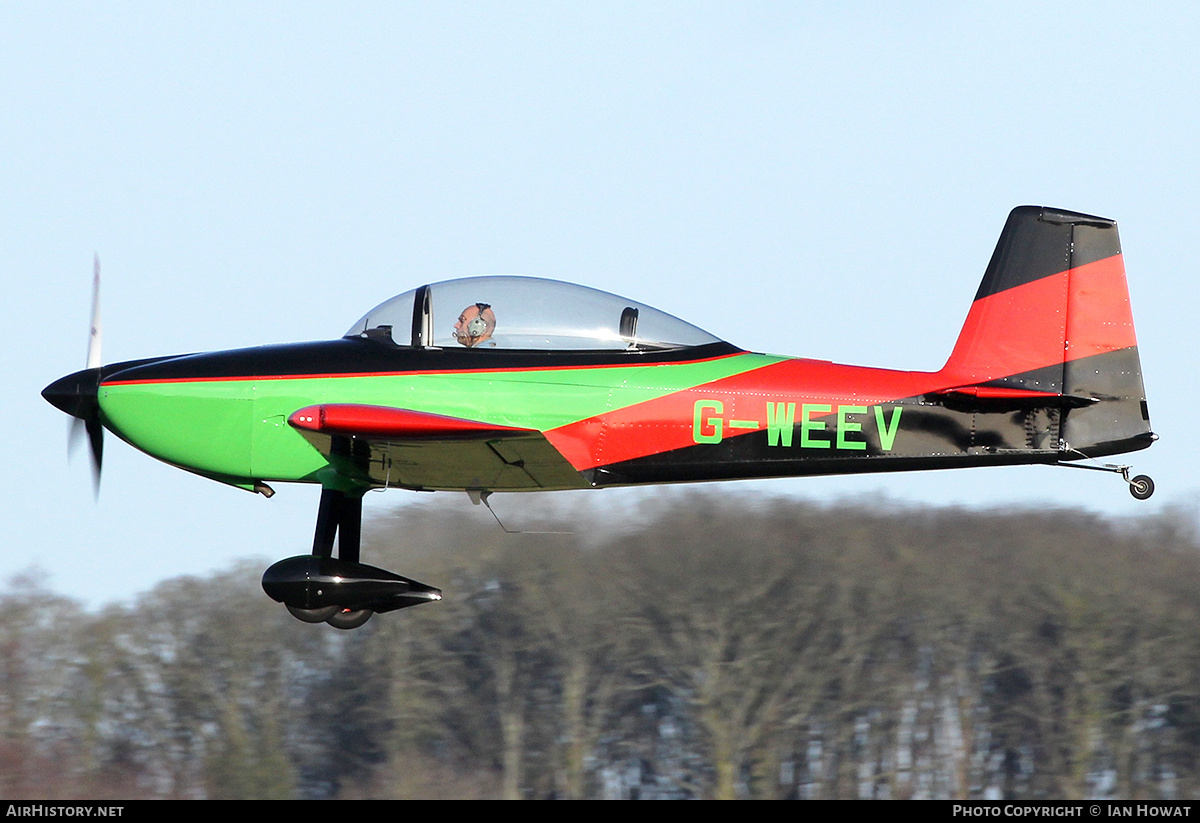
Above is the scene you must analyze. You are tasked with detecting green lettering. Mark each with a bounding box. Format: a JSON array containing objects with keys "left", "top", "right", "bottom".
[
  {"left": 693, "top": 399, "right": 724, "bottom": 444},
  {"left": 765, "top": 402, "right": 796, "bottom": 447},
  {"left": 837, "top": 405, "right": 868, "bottom": 450},
  {"left": 800, "top": 403, "right": 831, "bottom": 448},
  {"left": 874, "top": 405, "right": 903, "bottom": 451}
]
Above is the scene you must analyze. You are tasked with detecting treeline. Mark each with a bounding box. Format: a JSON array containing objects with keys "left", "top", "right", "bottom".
[{"left": 3, "top": 491, "right": 1200, "bottom": 799}]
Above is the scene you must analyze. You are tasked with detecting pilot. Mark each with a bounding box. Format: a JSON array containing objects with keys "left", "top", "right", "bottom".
[{"left": 453, "top": 302, "right": 496, "bottom": 347}]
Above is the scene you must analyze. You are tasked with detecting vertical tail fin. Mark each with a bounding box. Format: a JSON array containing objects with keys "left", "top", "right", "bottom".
[{"left": 940, "top": 206, "right": 1153, "bottom": 458}]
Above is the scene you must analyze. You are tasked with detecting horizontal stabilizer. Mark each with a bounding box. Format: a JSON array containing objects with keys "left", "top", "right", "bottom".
[{"left": 927, "top": 385, "right": 1098, "bottom": 410}]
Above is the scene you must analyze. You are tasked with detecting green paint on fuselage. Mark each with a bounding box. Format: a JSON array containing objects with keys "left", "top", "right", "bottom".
[
  {"left": 99, "top": 353, "right": 783, "bottom": 487},
  {"left": 100, "top": 379, "right": 257, "bottom": 479}
]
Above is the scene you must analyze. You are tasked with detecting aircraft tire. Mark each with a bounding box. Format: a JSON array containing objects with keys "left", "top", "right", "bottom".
[
  {"left": 287, "top": 604, "right": 339, "bottom": 623},
  {"left": 327, "top": 608, "right": 373, "bottom": 630},
  {"left": 1129, "top": 475, "right": 1155, "bottom": 500}
]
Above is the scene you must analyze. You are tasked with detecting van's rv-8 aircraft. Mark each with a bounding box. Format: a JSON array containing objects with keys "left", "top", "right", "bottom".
[{"left": 43, "top": 206, "right": 1156, "bottom": 629}]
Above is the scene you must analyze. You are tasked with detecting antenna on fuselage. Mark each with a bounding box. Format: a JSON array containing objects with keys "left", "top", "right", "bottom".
[{"left": 467, "top": 489, "right": 572, "bottom": 535}]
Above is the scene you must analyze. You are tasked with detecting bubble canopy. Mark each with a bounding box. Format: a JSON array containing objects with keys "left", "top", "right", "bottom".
[{"left": 345, "top": 275, "right": 724, "bottom": 351}]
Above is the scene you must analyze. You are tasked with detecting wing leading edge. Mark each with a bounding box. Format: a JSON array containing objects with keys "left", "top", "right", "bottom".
[{"left": 288, "top": 403, "right": 589, "bottom": 492}]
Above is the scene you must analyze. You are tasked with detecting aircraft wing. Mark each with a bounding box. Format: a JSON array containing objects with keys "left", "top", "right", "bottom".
[{"left": 288, "top": 404, "right": 588, "bottom": 491}]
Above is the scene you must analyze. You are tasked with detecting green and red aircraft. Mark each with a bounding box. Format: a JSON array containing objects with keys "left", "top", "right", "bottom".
[{"left": 43, "top": 206, "right": 1156, "bottom": 628}]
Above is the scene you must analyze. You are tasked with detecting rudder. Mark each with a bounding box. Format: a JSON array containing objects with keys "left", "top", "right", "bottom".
[{"left": 939, "top": 206, "right": 1153, "bottom": 458}]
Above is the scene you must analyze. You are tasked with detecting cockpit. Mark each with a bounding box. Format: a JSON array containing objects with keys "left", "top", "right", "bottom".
[{"left": 345, "top": 275, "right": 723, "bottom": 351}]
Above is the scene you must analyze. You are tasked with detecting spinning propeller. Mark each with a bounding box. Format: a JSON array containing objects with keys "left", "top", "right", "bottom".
[{"left": 44, "top": 256, "right": 105, "bottom": 493}]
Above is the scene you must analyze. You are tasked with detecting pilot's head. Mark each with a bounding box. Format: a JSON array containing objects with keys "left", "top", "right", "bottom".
[{"left": 453, "top": 302, "right": 496, "bottom": 347}]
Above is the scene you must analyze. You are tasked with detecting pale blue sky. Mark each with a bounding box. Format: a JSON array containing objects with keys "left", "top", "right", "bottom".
[{"left": 4, "top": 3, "right": 1198, "bottom": 607}]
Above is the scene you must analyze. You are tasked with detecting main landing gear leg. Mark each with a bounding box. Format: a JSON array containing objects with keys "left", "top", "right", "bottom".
[
  {"left": 298, "top": 489, "right": 371, "bottom": 629},
  {"left": 261, "top": 488, "right": 442, "bottom": 629}
]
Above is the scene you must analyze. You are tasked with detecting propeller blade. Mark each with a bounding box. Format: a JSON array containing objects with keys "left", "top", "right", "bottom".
[
  {"left": 87, "top": 254, "right": 102, "bottom": 370},
  {"left": 68, "top": 415, "right": 85, "bottom": 461},
  {"left": 85, "top": 413, "right": 104, "bottom": 494},
  {"left": 52, "top": 255, "right": 106, "bottom": 494},
  {"left": 52, "top": 368, "right": 103, "bottom": 495}
]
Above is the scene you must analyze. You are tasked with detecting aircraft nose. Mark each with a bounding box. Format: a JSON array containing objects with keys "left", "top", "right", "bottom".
[
  {"left": 96, "top": 358, "right": 257, "bottom": 480},
  {"left": 42, "top": 368, "right": 101, "bottom": 419}
]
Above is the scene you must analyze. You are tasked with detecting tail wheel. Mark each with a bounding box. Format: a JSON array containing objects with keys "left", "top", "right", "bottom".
[
  {"left": 1129, "top": 475, "right": 1155, "bottom": 500},
  {"left": 327, "top": 608, "right": 373, "bottom": 630}
]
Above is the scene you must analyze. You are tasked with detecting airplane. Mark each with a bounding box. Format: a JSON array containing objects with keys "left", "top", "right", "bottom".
[{"left": 43, "top": 206, "right": 1156, "bottom": 629}]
